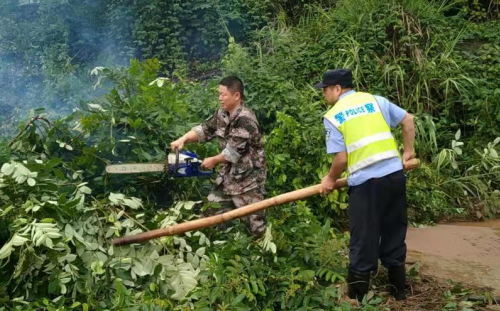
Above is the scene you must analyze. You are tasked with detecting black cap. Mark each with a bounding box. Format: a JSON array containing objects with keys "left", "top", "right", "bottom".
[{"left": 313, "top": 69, "right": 353, "bottom": 89}]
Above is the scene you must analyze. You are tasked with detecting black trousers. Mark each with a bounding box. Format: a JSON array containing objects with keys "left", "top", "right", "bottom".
[{"left": 348, "top": 170, "right": 407, "bottom": 273}]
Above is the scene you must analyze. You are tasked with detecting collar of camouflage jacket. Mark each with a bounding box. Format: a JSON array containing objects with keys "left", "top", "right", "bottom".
[{"left": 223, "top": 103, "right": 244, "bottom": 121}]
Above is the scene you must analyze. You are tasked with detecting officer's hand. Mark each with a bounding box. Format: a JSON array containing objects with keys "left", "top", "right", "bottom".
[
  {"left": 201, "top": 157, "right": 217, "bottom": 170},
  {"left": 170, "top": 138, "right": 185, "bottom": 152},
  {"left": 402, "top": 149, "right": 415, "bottom": 165},
  {"left": 320, "top": 175, "right": 336, "bottom": 195}
]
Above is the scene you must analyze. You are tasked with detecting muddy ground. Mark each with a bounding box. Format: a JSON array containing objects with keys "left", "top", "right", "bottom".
[
  {"left": 382, "top": 220, "right": 500, "bottom": 310},
  {"left": 407, "top": 220, "right": 500, "bottom": 295}
]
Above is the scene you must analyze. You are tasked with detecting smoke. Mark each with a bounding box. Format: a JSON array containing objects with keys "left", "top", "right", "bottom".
[
  {"left": 0, "top": 0, "right": 265, "bottom": 138},
  {"left": 0, "top": 0, "right": 134, "bottom": 138}
]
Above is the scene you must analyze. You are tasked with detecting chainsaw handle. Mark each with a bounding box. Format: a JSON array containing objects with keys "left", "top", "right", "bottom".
[
  {"left": 173, "top": 147, "right": 179, "bottom": 175},
  {"left": 169, "top": 147, "right": 179, "bottom": 176},
  {"left": 165, "top": 147, "right": 180, "bottom": 176}
]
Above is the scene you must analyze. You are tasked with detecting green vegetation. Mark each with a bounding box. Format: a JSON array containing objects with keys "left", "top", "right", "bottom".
[{"left": 0, "top": 0, "right": 499, "bottom": 310}]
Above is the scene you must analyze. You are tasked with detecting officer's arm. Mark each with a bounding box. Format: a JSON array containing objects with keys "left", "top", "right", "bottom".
[
  {"left": 321, "top": 151, "right": 347, "bottom": 194},
  {"left": 400, "top": 113, "right": 415, "bottom": 163},
  {"left": 327, "top": 151, "right": 348, "bottom": 181}
]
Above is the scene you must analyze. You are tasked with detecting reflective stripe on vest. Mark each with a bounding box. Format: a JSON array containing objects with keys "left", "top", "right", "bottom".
[
  {"left": 324, "top": 92, "right": 399, "bottom": 173},
  {"left": 346, "top": 131, "right": 394, "bottom": 153}
]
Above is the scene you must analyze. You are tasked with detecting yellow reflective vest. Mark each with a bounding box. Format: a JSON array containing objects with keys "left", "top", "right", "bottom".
[{"left": 324, "top": 92, "right": 400, "bottom": 173}]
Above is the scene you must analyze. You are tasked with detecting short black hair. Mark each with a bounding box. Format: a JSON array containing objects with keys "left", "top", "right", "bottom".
[{"left": 219, "top": 76, "right": 244, "bottom": 99}]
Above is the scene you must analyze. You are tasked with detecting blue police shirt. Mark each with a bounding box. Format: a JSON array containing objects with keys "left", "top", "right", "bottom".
[{"left": 324, "top": 90, "right": 407, "bottom": 186}]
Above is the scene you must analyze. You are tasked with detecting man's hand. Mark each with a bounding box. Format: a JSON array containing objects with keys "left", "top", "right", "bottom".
[
  {"left": 170, "top": 138, "right": 185, "bottom": 151},
  {"left": 201, "top": 157, "right": 217, "bottom": 170},
  {"left": 402, "top": 149, "right": 415, "bottom": 166},
  {"left": 320, "top": 175, "right": 336, "bottom": 195},
  {"left": 321, "top": 151, "right": 347, "bottom": 195}
]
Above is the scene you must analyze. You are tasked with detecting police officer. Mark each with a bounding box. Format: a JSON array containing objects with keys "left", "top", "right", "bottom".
[
  {"left": 171, "top": 76, "right": 267, "bottom": 237},
  {"left": 314, "top": 69, "right": 416, "bottom": 301}
]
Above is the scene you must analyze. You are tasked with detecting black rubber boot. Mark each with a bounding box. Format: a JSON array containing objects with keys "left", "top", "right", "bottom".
[
  {"left": 347, "top": 269, "right": 370, "bottom": 302},
  {"left": 388, "top": 264, "right": 407, "bottom": 300}
]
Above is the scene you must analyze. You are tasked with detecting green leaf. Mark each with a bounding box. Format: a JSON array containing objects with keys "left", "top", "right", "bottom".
[
  {"left": 296, "top": 270, "right": 315, "bottom": 282},
  {"left": 64, "top": 224, "right": 74, "bottom": 239},
  {"left": 69, "top": 302, "right": 81, "bottom": 309},
  {"left": 27, "top": 178, "right": 36, "bottom": 187},
  {"left": 123, "top": 198, "right": 142, "bottom": 209},
  {"left": 150, "top": 283, "right": 157, "bottom": 291},
  {"left": 60, "top": 277, "right": 71, "bottom": 284},
  {"left": 11, "top": 234, "right": 28, "bottom": 246},
  {"left": 88, "top": 103, "right": 106, "bottom": 112},
  {"left": 45, "top": 237, "right": 53, "bottom": 249},
  {"left": 47, "top": 158, "right": 62, "bottom": 167},
  {"left": 53, "top": 169, "right": 65, "bottom": 180},
  {"left": 199, "top": 234, "right": 206, "bottom": 246},
  {"left": 1, "top": 163, "right": 14, "bottom": 176},
  {"left": 251, "top": 281, "right": 259, "bottom": 293},
  {"left": 192, "top": 255, "right": 200, "bottom": 267},
  {"left": 96, "top": 252, "right": 108, "bottom": 263},
  {"left": 183, "top": 201, "right": 196, "bottom": 210},
  {"left": 79, "top": 186, "right": 92, "bottom": 195},
  {"left": 195, "top": 247, "right": 206, "bottom": 257},
  {"left": 234, "top": 303, "right": 252, "bottom": 311},
  {"left": 270, "top": 242, "right": 277, "bottom": 254},
  {"left": 0, "top": 242, "right": 13, "bottom": 260},
  {"left": 232, "top": 293, "right": 246, "bottom": 306},
  {"left": 170, "top": 265, "right": 198, "bottom": 300},
  {"left": 132, "top": 261, "right": 148, "bottom": 277},
  {"left": 66, "top": 254, "right": 77, "bottom": 262},
  {"left": 109, "top": 192, "right": 124, "bottom": 203}
]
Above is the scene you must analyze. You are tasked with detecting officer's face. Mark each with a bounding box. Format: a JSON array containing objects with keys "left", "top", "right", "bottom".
[
  {"left": 218, "top": 85, "right": 241, "bottom": 112},
  {"left": 323, "top": 85, "right": 342, "bottom": 105}
]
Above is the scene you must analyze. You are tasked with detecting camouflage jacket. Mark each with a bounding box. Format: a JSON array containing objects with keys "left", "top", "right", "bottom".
[{"left": 192, "top": 105, "right": 266, "bottom": 195}]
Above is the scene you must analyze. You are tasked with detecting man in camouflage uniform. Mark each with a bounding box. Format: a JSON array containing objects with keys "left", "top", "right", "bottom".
[{"left": 171, "top": 76, "right": 267, "bottom": 236}]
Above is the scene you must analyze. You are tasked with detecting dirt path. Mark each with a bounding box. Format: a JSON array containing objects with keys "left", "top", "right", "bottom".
[{"left": 406, "top": 220, "right": 500, "bottom": 295}]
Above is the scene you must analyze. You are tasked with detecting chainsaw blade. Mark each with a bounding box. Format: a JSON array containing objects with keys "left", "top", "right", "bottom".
[
  {"left": 105, "top": 151, "right": 213, "bottom": 177},
  {"left": 105, "top": 163, "right": 165, "bottom": 174}
]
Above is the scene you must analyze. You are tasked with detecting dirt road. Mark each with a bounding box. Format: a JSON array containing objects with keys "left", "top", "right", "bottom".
[{"left": 407, "top": 220, "right": 500, "bottom": 295}]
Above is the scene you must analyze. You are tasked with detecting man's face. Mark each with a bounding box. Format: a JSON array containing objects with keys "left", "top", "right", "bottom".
[
  {"left": 323, "top": 85, "right": 342, "bottom": 105},
  {"left": 218, "top": 85, "right": 241, "bottom": 111}
]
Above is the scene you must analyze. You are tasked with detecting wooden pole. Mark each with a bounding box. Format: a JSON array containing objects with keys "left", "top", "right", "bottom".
[{"left": 111, "top": 158, "right": 419, "bottom": 246}]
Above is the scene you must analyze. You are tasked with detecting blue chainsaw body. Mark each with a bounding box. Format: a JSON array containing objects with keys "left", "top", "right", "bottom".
[{"left": 168, "top": 150, "right": 214, "bottom": 178}]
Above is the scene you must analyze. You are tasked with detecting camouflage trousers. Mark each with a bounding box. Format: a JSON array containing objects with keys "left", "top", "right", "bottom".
[{"left": 205, "top": 186, "right": 267, "bottom": 237}]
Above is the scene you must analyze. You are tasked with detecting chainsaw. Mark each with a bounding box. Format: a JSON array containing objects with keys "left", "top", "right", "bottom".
[{"left": 105, "top": 148, "right": 214, "bottom": 178}]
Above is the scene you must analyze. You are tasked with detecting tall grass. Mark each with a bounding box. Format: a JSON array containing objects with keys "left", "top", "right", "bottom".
[{"left": 224, "top": 0, "right": 500, "bottom": 220}]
